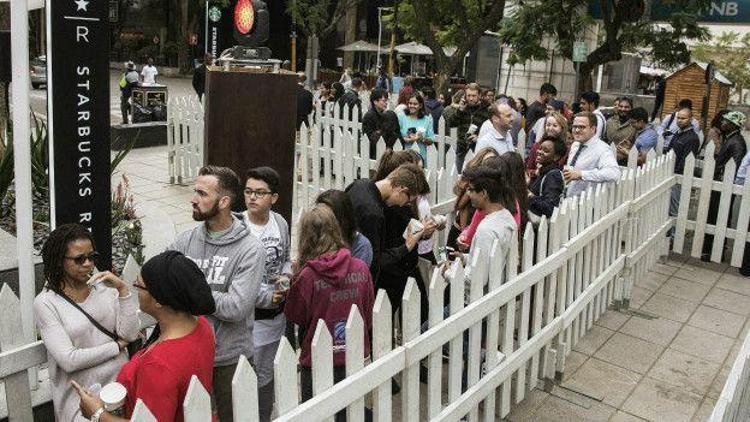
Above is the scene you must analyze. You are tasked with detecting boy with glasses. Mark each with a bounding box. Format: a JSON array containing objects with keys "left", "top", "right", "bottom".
[{"left": 241, "top": 166, "right": 293, "bottom": 421}]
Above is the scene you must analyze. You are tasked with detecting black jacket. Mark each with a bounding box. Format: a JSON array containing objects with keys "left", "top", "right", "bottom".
[
  {"left": 345, "top": 179, "right": 409, "bottom": 285},
  {"left": 525, "top": 100, "right": 546, "bottom": 132},
  {"left": 296, "top": 85, "right": 314, "bottom": 130},
  {"left": 424, "top": 98, "right": 444, "bottom": 133},
  {"left": 192, "top": 65, "right": 206, "bottom": 99},
  {"left": 339, "top": 89, "right": 362, "bottom": 119},
  {"left": 529, "top": 164, "right": 564, "bottom": 218},
  {"left": 715, "top": 130, "right": 747, "bottom": 181},
  {"left": 667, "top": 127, "right": 700, "bottom": 175},
  {"left": 379, "top": 205, "right": 419, "bottom": 289},
  {"left": 362, "top": 108, "right": 401, "bottom": 148}
]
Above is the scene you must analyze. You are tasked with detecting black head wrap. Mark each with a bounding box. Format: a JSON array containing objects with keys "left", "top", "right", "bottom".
[{"left": 140, "top": 251, "right": 216, "bottom": 316}]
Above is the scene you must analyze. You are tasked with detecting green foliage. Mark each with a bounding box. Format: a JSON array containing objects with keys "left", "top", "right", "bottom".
[
  {"left": 111, "top": 175, "right": 144, "bottom": 265},
  {"left": 391, "top": 0, "right": 507, "bottom": 92},
  {"left": 693, "top": 31, "right": 750, "bottom": 99},
  {"left": 499, "top": 0, "right": 711, "bottom": 81},
  {"left": 30, "top": 113, "right": 48, "bottom": 199},
  {"left": 286, "top": 0, "right": 362, "bottom": 38},
  {"left": 0, "top": 128, "right": 13, "bottom": 215},
  {"left": 111, "top": 130, "right": 140, "bottom": 175}
]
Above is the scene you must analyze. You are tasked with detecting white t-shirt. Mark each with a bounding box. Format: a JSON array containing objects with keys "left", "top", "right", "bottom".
[
  {"left": 141, "top": 65, "right": 158, "bottom": 84},
  {"left": 417, "top": 196, "right": 434, "bottom": 255},
  {"left": 244, "top": 212, "right": 286, "bottom": 347}
]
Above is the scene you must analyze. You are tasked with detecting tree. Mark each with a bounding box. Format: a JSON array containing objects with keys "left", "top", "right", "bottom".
[
  {"left": 394, "top": 0, "right": 507, "bottom": 94},
  {"left": 693, "top": 31, "right": 750, "bottom": 103},
  {"left": 499, "top": 0, "right": 711, "bottom": 95},
  {"left": 286, "top": 0, "right": 363, "bottom": 84}
]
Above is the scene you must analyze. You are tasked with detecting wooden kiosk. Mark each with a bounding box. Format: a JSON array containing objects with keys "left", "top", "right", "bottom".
[
  {"left": 663, "top": 62, "right": 732, "bottom": 125},
  {"left": 204, "top": 68, "right": 297, "bottom": 222}
]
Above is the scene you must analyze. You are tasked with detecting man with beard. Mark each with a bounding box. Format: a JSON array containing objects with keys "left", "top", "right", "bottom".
[
  {"left": 665, "top": 107, "right": 700, "bottom": 220},
  {"left": 603, "top": 96, "right": 636, "bottom": 165},
  {"left": 443, "top": 82, "right": 492, "bottom": 172},
  {"left": 168, "top": 165, "right": 265, "bottom": 422}
]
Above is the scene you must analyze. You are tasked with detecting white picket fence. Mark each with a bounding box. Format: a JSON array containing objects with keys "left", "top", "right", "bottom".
[
  {"left": 1, "top": 151, "right": 688, "bottom": 421},
  {"left": 671, "top": 142, "right": 750, "bottom": 266},
  {"left": 166, "top": 96, "right": 204, "bottom": 184},
  {"left": 711, "top": 328, "right": 750, "bottom": 421}
]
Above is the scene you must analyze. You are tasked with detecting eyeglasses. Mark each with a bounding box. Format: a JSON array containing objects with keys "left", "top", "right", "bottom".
[
  {"left": 572, "top": 125, "right": 589, "bottom": 131},
  {"left": 245, "top": 190, "right": 274, "bottom": 198},
  {"left": 65, "top": 251, "right": 100, "bottom": 266}
]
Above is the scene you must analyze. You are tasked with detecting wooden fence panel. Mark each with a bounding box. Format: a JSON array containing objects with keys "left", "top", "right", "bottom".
[
  {"left": 371, "top": 291, "right": 392, "bottom": 422},
  {"left": 183, "top": 375, "right": 212, "bottom": 422},
  {"left": 345, "top": 306, "right": 365, "bottom": 422},
  {"left": 231, "top": 355, "right": 259, "bottom": 422}
]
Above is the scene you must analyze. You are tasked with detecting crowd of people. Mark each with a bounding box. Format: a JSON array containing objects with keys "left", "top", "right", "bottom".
[{"left": 35, "top": 74, "right": 750, "bottom": 421}]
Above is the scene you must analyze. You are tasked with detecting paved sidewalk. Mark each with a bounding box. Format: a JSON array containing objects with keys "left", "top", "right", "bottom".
[
  {"left": 507, "top": 255, "right": 748, "bottom": 422},
  {"left": 111, "top": 145, "right": 195, "bottom": 258},
  {"left": 119, "top": 146, "right": 746, "bottom": 422}
]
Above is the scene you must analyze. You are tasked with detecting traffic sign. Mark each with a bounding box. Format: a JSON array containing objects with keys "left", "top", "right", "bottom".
[{"left": 573, "top": 41, "right": 588, "bottom": 63}]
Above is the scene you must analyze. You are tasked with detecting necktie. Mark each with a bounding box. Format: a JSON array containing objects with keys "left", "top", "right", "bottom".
[{"left": 570, "top": 144, "right": 587, "bottom": 167}]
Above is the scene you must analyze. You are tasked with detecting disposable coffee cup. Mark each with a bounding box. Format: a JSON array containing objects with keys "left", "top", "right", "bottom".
[
  {"left": 467, "top": 124, "right": 478, "bottom": 135},
  {"left": 402, "top": 218, "right": 425, "bottom": 240},
  {"left": 100, "top": 382, "right": 127, "bottom": 413},
  {"left": 432, "top": 214, "right": 447, "bottom": 226},
  {"left": 417, "top": 127, "right": 426, "bottom": 135}
]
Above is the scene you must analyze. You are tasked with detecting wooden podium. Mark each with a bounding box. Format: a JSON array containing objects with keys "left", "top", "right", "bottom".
[{"left": 205, "top": 69, "right": 297, "bottom": 222}]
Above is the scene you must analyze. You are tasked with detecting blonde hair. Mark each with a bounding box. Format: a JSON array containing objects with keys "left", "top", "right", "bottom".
[
  {"left": 296, "top": 205, "right": 346, "bottom": 269},
  {"left": 537, "top": 112, "right": 569, "bottom": 143}
]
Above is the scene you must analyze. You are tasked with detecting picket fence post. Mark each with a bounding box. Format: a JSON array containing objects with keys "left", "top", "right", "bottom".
[
  {"left": 183, "top": 375, "right": 211, "bottom": 422},
  {"left": 231, "top": 355, "right": 259, "bottom": 421}
]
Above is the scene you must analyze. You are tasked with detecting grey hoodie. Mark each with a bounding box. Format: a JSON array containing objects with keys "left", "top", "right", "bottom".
[{"left": 169, "top": 213, "right": 266, "bottom": 366}]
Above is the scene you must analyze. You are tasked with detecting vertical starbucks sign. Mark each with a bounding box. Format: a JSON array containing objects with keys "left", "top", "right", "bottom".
[
  {"left": 47, "top": 0, "right": 112, "bottom": 268},
  {"left": 206, "top": 1, "right": 224, "bottom": 58}
]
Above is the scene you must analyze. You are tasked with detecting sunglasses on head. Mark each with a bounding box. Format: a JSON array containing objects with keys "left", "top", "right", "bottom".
[{"left": 65, "top": 251, "right": 100, "bottom": 265}]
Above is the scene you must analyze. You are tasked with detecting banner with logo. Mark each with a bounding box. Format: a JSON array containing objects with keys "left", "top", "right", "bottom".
[
  {"left": 47, "top": 0, "right": 112, "bottom": 268},
  {"left": 588, "top": 0, "right": 750, "bottom": 23},
  {"left": 206, "top": 0, "right": 226, "bottom": 58}
]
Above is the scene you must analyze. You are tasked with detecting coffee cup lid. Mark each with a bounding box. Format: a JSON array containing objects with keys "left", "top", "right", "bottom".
[{"left": 100, "top": 382, "right": 127, "bottom": 407}]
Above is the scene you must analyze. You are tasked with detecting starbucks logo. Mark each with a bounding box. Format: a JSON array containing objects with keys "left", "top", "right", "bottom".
[{"left": 209, "top": 6, "right": 222, "bottom": 23}]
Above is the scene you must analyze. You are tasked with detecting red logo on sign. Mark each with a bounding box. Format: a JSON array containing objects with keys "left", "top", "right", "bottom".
[{"left": 234, "top": 0, "right": 255, "bottom": 34}]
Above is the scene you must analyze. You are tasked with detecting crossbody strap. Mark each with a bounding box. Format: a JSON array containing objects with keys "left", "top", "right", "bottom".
[{"left": 50, "top": 287, "right": 119, "bottom": 342}]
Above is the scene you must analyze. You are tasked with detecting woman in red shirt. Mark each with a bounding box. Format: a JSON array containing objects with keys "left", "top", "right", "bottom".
[{"left": 73, "top": 251, "right": 216, "bottom": 422}]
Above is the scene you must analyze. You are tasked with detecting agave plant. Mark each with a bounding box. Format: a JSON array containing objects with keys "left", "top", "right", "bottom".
[
  {"left": 30, "top": 113, "right": 48, "bottom": 198},
  {"left": 0, "top": 128, "right": 13, "bottom": 216}
]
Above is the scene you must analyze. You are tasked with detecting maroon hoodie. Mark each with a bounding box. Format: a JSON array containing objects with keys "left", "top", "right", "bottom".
[{"left": 285, "top": 248, "right": 374, "bottom": 367}]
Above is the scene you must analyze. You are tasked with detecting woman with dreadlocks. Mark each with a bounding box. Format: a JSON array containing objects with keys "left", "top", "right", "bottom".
[
  {"left": 72, "top": 250, "right": 216, "bottom": 421},
  {"left": 34, "top": 224, "right": 140, "bottom": 421}
]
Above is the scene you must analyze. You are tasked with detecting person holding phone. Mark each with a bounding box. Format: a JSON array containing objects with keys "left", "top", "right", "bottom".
[
  {"left": 34, "top": 224, "right": 140, "bottom": 422},
  {"left": 397, "top": 93, "right": 435, "bottom": 164}
]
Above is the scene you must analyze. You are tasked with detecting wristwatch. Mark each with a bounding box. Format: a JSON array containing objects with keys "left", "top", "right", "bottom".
[{"left": 90, "top": 407, "right": 105, "bottom": 422}]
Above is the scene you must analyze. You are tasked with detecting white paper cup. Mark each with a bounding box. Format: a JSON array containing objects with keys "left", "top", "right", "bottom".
[
  {"left": 100, "top": 382, "right": 127, "bottom": 412},
  {"left": 468, "top": 124, "right": 478, "bottom": 135}
]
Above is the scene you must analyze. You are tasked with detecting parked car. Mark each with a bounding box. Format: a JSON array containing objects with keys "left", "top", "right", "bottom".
[{"left": 30, "top": 56, "right": 46, "bottom": 89}]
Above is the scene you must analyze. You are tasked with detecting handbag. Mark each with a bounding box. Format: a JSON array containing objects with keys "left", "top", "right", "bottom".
[{"left": 52, "top": 287, "right": 142, "bottom": 357}]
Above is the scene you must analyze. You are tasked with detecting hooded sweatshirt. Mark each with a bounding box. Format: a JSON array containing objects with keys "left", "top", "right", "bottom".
[
  {"left": 284, "top": 249, "right": 374, "bottom": 367},
  {"left": 169, "top": 213, "right": 266, "bottom": 366}
]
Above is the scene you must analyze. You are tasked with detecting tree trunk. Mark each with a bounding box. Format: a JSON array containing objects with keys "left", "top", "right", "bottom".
[
  {"left": 177, "top": 0, "right": 190, "bottom": 73},
  {"left": 577, "top": 62, "right": 595, "bottom": 98},
  {"left": 343, "top": 4, "right": 357, "bottom": 69},
  {"left": 304, "top": 35, "right": 313, "bottom": 87}
]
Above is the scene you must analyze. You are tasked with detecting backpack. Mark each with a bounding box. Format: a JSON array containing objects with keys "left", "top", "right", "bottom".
[{"left": 119, "top": 73, "right": 128, "bottom": 89}]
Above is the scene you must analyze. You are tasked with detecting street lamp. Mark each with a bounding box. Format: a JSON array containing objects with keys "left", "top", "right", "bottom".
[{"left": 376, "top": 7, "right": 391, "bottom": 70}]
